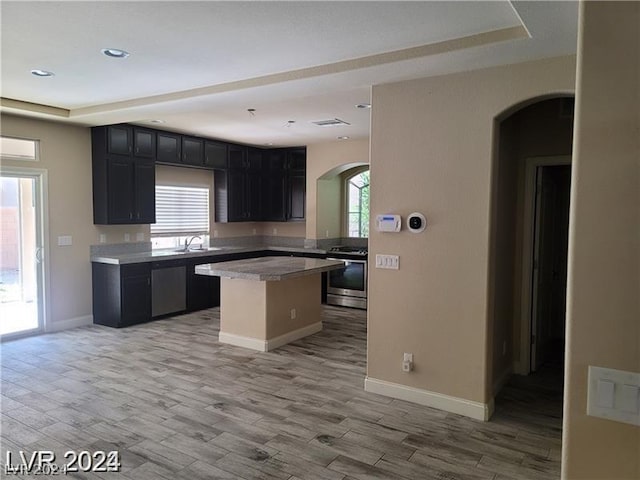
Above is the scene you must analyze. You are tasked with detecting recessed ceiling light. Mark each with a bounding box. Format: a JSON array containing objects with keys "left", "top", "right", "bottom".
[
  {"left": 149, "top": 119, "right": 165, "bottom": 124},
  {"left": 31, "top": 69, "right": 54, "bottom": 77},
  {"left": 264, "top": 143, "right": 274, "bottom": 146},
  {"left": 101, "top": 48, "right": 130, "bottom": 59},
  {"left": 337, "top": 136, "right": 350, "bottom": 140},
  {"left": 356, "top": 103, "right": 371, "bottom": 109}
]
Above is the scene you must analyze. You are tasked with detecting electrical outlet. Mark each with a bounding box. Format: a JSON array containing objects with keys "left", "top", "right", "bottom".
[
  {"left": 273, "top": 228, "right": 278, "bottom": 235},
  {"left": 124, "top": 233, "right": 130, "bottom": 242},
  {"left": 290, "top": 308, "right": 296, "bottom": 319},
  {"left": 213, "top": 230, "right": 219, "bottom": 238},
  {"left": 99, "top": 234, "right": 106, "bottom": 244},
  {"left": 402, "top": 353, "right": 413, "bottom": 373},
  {"left": 252, "top": 228, "right": 257, "bottom": 235},
  {"left": 136, "top": 232, "right": 144, "bottom": 242},
  {"left": 325, "top": 230, "right": 329, "bottom": 238}
]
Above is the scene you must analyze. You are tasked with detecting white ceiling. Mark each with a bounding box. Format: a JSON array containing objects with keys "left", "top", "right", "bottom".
[{"left": 0, "top": 1, "right": 578, "bottom": 147}]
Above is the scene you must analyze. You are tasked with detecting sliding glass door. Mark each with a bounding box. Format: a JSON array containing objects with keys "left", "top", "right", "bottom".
[{"left": 0, "top": 172, "right": 45, "bottom": 337}]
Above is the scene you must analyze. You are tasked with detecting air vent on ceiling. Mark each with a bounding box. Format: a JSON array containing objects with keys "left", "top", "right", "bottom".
[{"left": 312, "top": 118, "right": 351, "bottom": 127}]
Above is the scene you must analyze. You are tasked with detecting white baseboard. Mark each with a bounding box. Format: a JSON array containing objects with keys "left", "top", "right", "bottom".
[
  {"left": 493, "top": 365, "right": 514, "bottom": 396},
  {"left": 219, "top": 321, "right": 323, "bottom": 352},
  {"left": 266, "top": 322, "right": 322, "bottom": 351},
  {"left": 219, "top": 331, "right": 268, "bottom": 351},
  {"left": 365, "top": 376, "right": 493, "bottom": 421},
  {"left": 46, "top": 315, "right": 93, "bottom": 333}
]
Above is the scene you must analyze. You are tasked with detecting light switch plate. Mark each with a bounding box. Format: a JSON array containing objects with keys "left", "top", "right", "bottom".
[
  {"left": 57, "top": 235, "right": 72, "bottom": 246},
  {"left": 587, "top": 366, "right": 640, "bottom": 426},
  {"left": 375, "top": 254, "right": 399, "bottom": 270},
  {"left": 136, "top": 233, "right": 144, "bottom": 242}
]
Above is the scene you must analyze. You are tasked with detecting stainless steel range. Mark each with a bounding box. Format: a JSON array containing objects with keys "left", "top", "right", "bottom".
[{"left": 326, "top": 246, "right": 368, "bottom": 309}]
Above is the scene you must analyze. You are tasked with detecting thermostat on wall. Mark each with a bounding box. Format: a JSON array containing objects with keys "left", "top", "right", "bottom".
[
  {"left": 407, "top": 212, "right": 427, "bottom": 233},
  {"left": 376, "top": 214, "right": 402, "bottom": 232}
]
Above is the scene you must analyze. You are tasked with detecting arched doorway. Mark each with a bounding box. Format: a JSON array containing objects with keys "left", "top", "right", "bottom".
[{"left": 489, "top": 96, "right": 574, "bottom": 397}]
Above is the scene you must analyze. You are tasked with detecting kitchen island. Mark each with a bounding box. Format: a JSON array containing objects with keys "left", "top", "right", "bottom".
[{"left": 196, "top": 256, "right": 345, "bottom": 351}]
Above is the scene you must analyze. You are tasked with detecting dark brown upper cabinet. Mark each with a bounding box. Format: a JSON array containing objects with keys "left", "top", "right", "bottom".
[
  {"left": 156, "top": 131, "right": 182, "bottom": 164},
  {"left": 182, "top": 137, "right": 204, "bottom": 166},
  {"left": 204, "top": 140, "right": 228, "bottom": 169}
]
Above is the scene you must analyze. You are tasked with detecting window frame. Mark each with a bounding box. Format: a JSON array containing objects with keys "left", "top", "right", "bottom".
[
  {"left": 0, "top": 136, "right": 40, "bottom": 162},
  {"left": 344, "top": 167, "right": 370, "bottom": 239}
]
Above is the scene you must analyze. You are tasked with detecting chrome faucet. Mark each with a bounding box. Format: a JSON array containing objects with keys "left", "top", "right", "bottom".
[{"left": 184, "top": 235, "right": 202, "bottom": 251}]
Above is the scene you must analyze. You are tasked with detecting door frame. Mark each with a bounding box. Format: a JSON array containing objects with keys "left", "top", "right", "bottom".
[
  {"left": 516, "top": 155, "right": 571, "bottom": 375},
  {"left": 0, "top": 165, "right": 50, "bottom": 339}
]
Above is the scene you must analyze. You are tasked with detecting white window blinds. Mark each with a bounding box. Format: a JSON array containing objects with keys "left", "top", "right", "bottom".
[{"left": 151, "top": 185, "right": 209, "bottom": 235}]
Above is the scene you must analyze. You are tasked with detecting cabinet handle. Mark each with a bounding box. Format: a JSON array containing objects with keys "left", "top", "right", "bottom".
[
  {"left": 137, "top": 212, "right": 140, "bottom": 220},
  {"left": 129, "top": 212, "right": 133, "bottom": 220}
]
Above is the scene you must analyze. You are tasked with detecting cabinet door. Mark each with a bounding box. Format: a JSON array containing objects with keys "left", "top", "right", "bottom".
[
  {"left": 288, "top": 172, "right": 306, "bottom": 220},
  {"left": 247, "top": 148, "right": 263, "bottom": 170},
  {"left": 227, "top": 169, "right": 247, "bottom": 221},
  {"left": 133, "top": 128, "right": 156, "bottom": 158},
  {"left": 107, "top": 125, "right": 132, "bottom": 156},
  {"left": 287, "top": 148, "right": 306, "bottom": 171},
  {"left": 121, "top": 268, "right": 151, "bottom": 326},
  {"left": 187, "top": 259, "right": 220, "bottom": 311},
  {"left": 267, "top": 149, "right": 287, "bottom": 170},
  {"left": 264, "top": 172, "right": 287, "bottom": 221},
  {"left": 107, "top": 157, "right": 134, "bottom": 223},
  {"left": 182, "top": 137, "right": 204, "bottom": 166},
  {"left": 204, "top": 141, "right": 228, "bottom": 169},
  {"left": 228, "top": 145, "right": 247, "bottom": 169},
  {"left": 157, "top": 132, "right": 182, "bottom": 164},
  {"left": 134, "top": 160, "right": 156, "bottom": 223},
  {"left": 247, "top": 170, "right": 263, "bottom": 221}
]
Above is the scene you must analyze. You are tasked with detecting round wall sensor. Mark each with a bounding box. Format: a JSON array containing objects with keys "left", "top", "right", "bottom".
[{"left": 407, "top": 212, "right": 427, "bottom": 233}]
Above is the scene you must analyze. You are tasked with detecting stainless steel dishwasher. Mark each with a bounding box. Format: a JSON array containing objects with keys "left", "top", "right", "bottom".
[{"left": 151, "top": 261, "right": 186, "bottom": 317}]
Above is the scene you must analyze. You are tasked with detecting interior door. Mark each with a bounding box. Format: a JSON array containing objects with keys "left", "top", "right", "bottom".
[
  {"left": 531, "top": 165, "right": 571, "bottom": 370},
  {"left": 0, "top": 173, "right": 45, "bottom": 337}
]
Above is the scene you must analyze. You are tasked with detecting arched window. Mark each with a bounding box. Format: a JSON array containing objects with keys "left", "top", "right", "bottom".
[{"left": 346, "top": 170, "right": 369, "bottom": 238}]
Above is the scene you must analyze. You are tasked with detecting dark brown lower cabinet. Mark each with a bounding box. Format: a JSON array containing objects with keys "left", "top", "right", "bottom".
[{"left": 92, "top": 262, "right": 151, "bottom": 328}]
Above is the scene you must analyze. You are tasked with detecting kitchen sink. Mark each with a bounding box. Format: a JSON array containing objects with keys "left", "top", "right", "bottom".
[{"left": 173, "top": 247, "right": 223, "bottom": 253}]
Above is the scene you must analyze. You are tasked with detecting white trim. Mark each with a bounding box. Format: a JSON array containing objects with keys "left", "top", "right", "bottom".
[
  {"left": 219, "top": 331, "right": 268, "bottom": 351},
  {"left": 0, "top": 165, "right": 50, "bottom": 336},
  {"left": 45, "top": 315, "right": 93, "bottom": 333},
  {"left": 219, "top": 321, "right": 323, "bottom": 352},
  {"left": 266, "top": 322, "right": 323, "bottom": 350},
  {"left": 365, "top": 376, "right": 494, "bottom": 421},
  {"left": 519, "top": 156, "right": 571, "bottom": 375},
  {"left": 492, "top": 365, "right": 513, "bottom": 396}
]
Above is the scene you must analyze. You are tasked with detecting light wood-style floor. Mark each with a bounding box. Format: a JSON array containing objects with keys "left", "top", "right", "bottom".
[{"left": 1, "top": 306, "right": 562, "bottom": 479}]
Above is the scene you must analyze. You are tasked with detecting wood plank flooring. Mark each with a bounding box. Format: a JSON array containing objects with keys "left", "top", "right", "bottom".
[{"left": 1, "top": 306, "right": 562, "bottom": 479}]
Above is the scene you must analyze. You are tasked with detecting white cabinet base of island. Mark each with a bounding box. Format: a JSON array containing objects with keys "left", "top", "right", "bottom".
[{"left": 195, "top": 256, "right": 345, "bottom": 352}]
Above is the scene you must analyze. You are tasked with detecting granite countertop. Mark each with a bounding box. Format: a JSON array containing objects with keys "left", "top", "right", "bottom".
[
  {"left": 91, "top": 246, "right": 327, "bottom": 265},
  {"left": 195, "top": 256, "right": 345, "bottom": 281}
]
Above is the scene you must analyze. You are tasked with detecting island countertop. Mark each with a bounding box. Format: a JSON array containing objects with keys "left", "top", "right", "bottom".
[{"left": 195, "top": 256, "right": 345, "bottom": 281}]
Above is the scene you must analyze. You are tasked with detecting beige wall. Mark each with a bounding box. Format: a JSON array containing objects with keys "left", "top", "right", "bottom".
[
  {"left": 306, "top": 139, "right": 369, "bottom": 240},
  {"left": 368, "top": 55, "right": 576, "bottom": 406},
  {"left": 0, "top": 114, "right": 148, "bottom": 325},
  {"left": 562, "top": 2, "right": 640, "bottom": 478}
]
